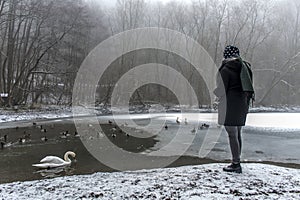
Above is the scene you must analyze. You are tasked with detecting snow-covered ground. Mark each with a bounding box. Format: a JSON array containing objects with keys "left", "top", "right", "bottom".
[
  {"left": 0, "top": 163, "right": 299, "bottom": 199},
  {"left": 0, "top": 106, "right": 73, "bottom": 123}
]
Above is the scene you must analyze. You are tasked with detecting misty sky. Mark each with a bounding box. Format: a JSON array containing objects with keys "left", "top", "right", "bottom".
[{"left": 101, "top": 0, "right": 177, "bottom": 7}]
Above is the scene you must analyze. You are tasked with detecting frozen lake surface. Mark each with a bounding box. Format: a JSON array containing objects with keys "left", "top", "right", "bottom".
[{"left": 104, "top": 112, "right": 300, "bottom": 129}]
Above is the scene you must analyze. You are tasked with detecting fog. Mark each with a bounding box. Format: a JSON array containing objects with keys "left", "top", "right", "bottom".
[{"left": 0, "top": 0, "right": 299, "bottom": 107}]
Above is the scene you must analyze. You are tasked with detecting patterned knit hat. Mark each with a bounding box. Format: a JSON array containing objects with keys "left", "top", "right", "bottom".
[{"left": 223, "top": 45, "right": 240, "bottom": 59}]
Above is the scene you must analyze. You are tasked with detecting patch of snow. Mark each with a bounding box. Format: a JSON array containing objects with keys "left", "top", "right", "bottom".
[
  {"left": 0, "top": 163, "right": 299, "bottom": 199},
  {"left": 0, "top": 106, "right": 73, "bottom": 123},
  {"left": 250, "top": 105, "right": 300, "bottom": 113}
]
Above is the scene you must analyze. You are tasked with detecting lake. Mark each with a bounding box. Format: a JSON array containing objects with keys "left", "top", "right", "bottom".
[{"left": 0, "top": 112, "right": 299, "bottom": 183}]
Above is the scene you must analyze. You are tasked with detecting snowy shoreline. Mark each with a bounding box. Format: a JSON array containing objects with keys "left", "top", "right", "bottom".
[
  {"left": 0, "top": 163, "right": 299, "bottom": 199},
  {"left": 0, "top": 106, "right": 73, "bottom": 124},
  {"left": 1, "top": 105, "right": 300, "bottom": 124}
]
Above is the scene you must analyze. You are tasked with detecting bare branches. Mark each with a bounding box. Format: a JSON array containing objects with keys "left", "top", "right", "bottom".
[
  {"left": 0, "top": 0, "right": 299, "bottom": 106},
  {"left": 0, "top": 0, "right": 108, "bottom": 106}
]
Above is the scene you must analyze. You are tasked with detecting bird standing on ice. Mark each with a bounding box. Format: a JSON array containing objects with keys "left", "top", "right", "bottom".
[{"left": 191, "top": 126, "right": 196, "bottom": 133}]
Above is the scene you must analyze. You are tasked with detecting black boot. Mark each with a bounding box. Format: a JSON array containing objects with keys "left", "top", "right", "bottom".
[{"left": 223, "top": 163, "right": 242, "bottom": 173}]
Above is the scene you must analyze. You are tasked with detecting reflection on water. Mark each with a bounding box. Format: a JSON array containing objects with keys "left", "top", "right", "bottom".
[
  {"left": 0, "top": 135, "right": 109, "bottom": 184},
  {"left": 34, "top": 166, "right": 76, "bottom": 179}
]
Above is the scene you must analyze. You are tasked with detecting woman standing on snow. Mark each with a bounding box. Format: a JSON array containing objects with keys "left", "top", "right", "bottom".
[{"left": 213, "top": 45, "right": 254, "bottom": 173}]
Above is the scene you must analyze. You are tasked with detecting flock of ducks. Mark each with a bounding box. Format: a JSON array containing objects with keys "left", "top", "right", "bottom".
[
  {"left": 1, "top": 122, "right": 78, "bottom": 169},
  {"left": 107, "top": 117, "right": 210, "bottom": 139},
  {"left": 174, "top": 117, "right": 210, "bottom": 133},
  {"left": 0, "top": 122, "right": 80, "bottom": 150},
  {"left": 1, "top": 117, "right": 210, "bottom": 149},
  {"left": 1, "top": 119, "right": 211, "bottom": 147},
  {"left": 2, "top": 117, "right": 211, "bottom": 169},
  {"left": 108, "top": 121, "right": 130, "bottom": 139}
]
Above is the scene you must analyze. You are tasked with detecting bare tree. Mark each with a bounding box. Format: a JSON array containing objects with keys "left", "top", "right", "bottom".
[{"left": 0, "top": 0, "right": 108, "bottom": 106}]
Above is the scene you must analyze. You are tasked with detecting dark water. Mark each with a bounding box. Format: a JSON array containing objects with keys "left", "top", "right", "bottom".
[
  {"left": 0, "top": 120, "right": 213, "bottom": 184},
  {"left": 0, "top": 123, "right": 102, "bottom": 183},
  {"left": 0, "top": 121, "right": 161, "bottom": 183}
]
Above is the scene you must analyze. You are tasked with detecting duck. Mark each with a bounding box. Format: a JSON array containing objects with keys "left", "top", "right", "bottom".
[
  {"left": 39, "top": 125, "right": 46, "bottom": 132},
  {"left": 164, "top": 124, "right": 168, "bottom": 130},
  {"left": 41, "top": 136, "right": 48, "bottom": 142},
  {"left": 176, "top": 117, "right": 181, "bottom": 124},
  {"left": 74, "top": 131, "right": 80, "bottom": 137},
  {"left": 65, "top": 131, "right": 71, "bottom": 137},
  {"left": 2, "top": 141, "right": 13, "bottom": 148},
  {"left": 60, "top": 135, "right": 67, "bottom": 139},
  {"left": 202, "top": 123, "right": 210, "bottom": 128},
  {"left": 32, "top": 151, "right": 76, "bottom": 169},
  {"left": 108, "top": 120, "right": 113, "bottom": 125},
  {"left": 0, "top": 135, "right": 7, "bottom": 142},
  {"left": 111, "top": 133, "right": 116, "bottom": 138},
  {"left": 199, "top": 123, "right": 210, "bottom": 130},
  {"left": 19, "top": 138, "right": 26, "bottom": 144},
  {"left": 41, "top": 128, "right": 47, "bottom": 133},
  {"left": 60, "top": 131, "right": 70, "bottom": 138},
  {"left": 1, "top": 141, "right": 12, "bottom": 149},
  {"left": 23, "top": 132, "right": 31, "bottom": 140},
  {"left": 191, "top": 126, "right": 196, "bottom": 133},
  {"left": 0, "top": 135, "right": 13, "bottom": 148}
]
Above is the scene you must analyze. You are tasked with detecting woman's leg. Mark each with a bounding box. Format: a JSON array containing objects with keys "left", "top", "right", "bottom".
[
  {"left": 225, "top": 126, "right": 240, "bottom": 164},
  {"left": 237, "top": 126, "right": 242, "bottom": 157}
]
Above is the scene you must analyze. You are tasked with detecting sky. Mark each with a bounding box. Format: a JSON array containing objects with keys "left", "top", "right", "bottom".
[{"left": 101, "top": 0, "right": 179, "bottom": 7}]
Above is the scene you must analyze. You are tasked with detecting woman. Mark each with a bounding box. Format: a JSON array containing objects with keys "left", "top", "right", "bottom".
[{"left": 213, "top": 45, "right": 254, "bottom": 173}]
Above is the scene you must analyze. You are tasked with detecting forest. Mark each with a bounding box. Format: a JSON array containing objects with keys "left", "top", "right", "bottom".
[{"left": 0, "top": 0, "right": 299, "bottom": 107}]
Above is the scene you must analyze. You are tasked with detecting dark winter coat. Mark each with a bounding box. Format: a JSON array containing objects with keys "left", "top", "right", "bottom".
[{"left": 213, "top": 58, "right": 251, "bottom": 126}]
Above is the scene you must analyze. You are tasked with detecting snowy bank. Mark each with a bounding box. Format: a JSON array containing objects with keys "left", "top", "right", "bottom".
[
  {"left": 1, "top": 105, "right": 300, "bottom": 124},
  {"left": 0, "top": 163, "right": 299, "bottom": 199},
  {"left": 0, "top": 106, "right": 73, "bottom": 123}
]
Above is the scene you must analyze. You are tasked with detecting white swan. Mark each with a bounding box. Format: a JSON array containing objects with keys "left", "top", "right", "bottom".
[{"left": 32, "top": 151, "right": 76, "bottom": 169}]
